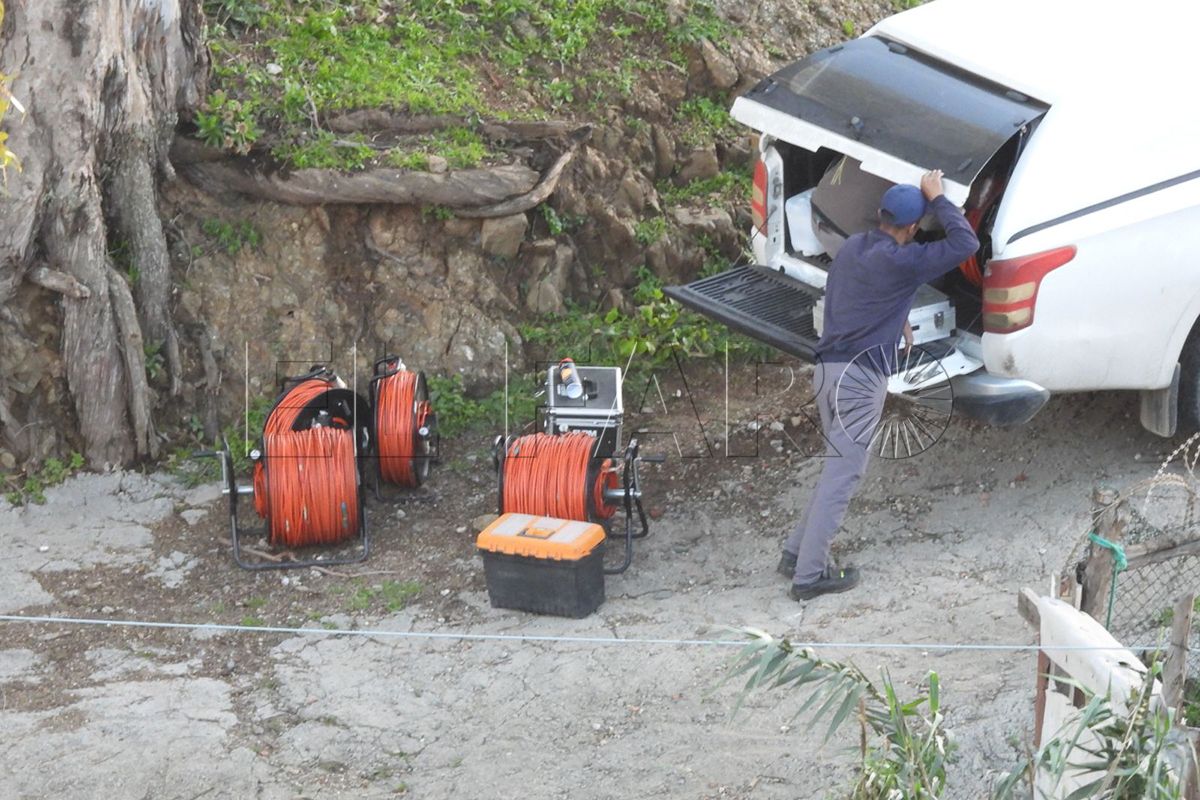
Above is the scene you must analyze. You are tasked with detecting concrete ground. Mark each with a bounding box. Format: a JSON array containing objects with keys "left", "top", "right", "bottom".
[{"left": 0, "top": 382, "right": 1180, "bottom": 799}]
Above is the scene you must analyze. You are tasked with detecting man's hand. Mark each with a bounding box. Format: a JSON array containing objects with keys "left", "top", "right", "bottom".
[
  {"left": 920, "top": 169, "right": 944, "bottom": 202},
  {"left": 901, "top": 320, "right": 914, "bottom": 353}
]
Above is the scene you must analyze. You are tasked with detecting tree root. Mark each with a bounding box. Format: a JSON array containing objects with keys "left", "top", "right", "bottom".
[
  {"left": 453, "top": 142, "right": 581, "bottom": 219},
  {"left": 109, "top": 133, "right": 183, "bottom": 396},
  {"left": 28, "top": 267, "right": 91, "bottom": 299},
  {"left": 107, "top": 265, "right": 158, "bottom": 459},
  {"left": 171, "top": 126, "right": 590, "bottom": 217}
]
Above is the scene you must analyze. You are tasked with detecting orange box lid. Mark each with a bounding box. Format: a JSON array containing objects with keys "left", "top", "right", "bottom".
[{"left": 476, "top": 513, "right": 605, "bottom": 561}]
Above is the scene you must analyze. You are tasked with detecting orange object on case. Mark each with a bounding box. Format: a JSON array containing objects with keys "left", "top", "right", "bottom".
[{"left": 476, "top": 513, "right": 605, "bottom": 561}]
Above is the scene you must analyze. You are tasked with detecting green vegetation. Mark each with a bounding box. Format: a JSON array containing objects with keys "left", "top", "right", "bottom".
[
  {"left": 677, "top": 96, "right": 739, "bottom": 147},
  {"left": 540, "top": 204, "right": 584, "bottom": 236},
  {"left": 195, "top": 89, "right": 260, "bottom": 154},
  {"left": 387, "top": 126, "right": 499, "bottom": 172},
  {"left": 3, "top": 452, "right": 85, "bottom": 506},
  {"left": 427, "top": 372, "right": 538, "bottom": 437},
  {"left": 730, "top": 630, "right": 1193, "bottom": 799},
  {"left": 347, "top": 580, "right": 422, "bottom": 613},
  {"left": 274, "top": 131, "right": 374, "bottom": 169},
  {"left": 521, "top": 267, "right": 768, "bottom": 382},
  {"left": 841, "top": 19, "right": 856, "bottom": 37},
  {"left": 633, "top": 216, "right": 667, "bottom": 246},
  {"left": 167, "top": 393, "right": 274, "bottom": 487},
  {"left": 726, "top": 630, "right": 951, "bottom": 798},
  {"left": 657, "top": 168, "right": 751, "bottom": 207},
  {"left": 240, "top": 616, "right": 265, "bottom": 627},
  {"left": 201, "top": 217, "right": 262, "bottom": 254},
  {"left": 144, "top": 342, "right": 166, "bottom": 382},
  {"left": 202, "top": 0, "right": 733, "bottom": 170},
  {"left": 421, "top": 205, "right": 456, "bottom": 222}
]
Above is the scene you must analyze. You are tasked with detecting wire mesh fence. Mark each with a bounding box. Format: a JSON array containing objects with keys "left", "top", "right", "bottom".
[
  {"left": 1069, "top": 435, "right": 1200, "bottom": 676},
  {"left": 1108, "top": 548, "right": 1200, "bottom": 675}
]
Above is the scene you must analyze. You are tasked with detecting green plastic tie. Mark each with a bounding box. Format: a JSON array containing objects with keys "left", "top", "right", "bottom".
[
  {"left": 1088, "top": 532, "right": 1128, "bottom": 571},
  {"left": 1088, "top": 531, "right": 1128, "bottom": 628}
]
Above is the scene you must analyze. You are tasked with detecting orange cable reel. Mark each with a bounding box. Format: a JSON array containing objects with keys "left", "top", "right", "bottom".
[
  {"left": 252, "top": 375, "right": 362, "bottom": 548},
  {"left": 372, "top": 356, "right": 435, "bottom": 489}
]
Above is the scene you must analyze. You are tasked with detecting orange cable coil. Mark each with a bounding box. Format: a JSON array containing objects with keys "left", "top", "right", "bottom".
[
  {"left": 252, "top": 377, "right": 360, "bottom": 547},
  {"left": 501, "top": 432, "right": 618, "bottom": 522},
  {"left": 374, "top": 363, "right": 432, "bottom": 488}
]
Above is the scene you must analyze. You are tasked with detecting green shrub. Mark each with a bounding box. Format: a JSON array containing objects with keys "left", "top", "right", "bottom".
[
  {"left": 520, "top": 267, "right": 768, "bottom": 383},
  {"left": 195, "top": 90, "right": 259, "bottom": 154}
]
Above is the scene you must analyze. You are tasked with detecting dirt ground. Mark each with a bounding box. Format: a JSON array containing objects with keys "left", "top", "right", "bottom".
[{"left": 0, "top": 362, "right": 1179, "bottom": 799}]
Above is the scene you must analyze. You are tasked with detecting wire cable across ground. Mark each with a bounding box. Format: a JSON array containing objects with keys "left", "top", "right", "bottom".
[{"left": 0, "top": 613, "right": 1160, "bottom": 653}]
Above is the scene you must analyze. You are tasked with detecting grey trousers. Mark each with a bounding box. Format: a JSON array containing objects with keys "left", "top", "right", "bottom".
[{"left": 784, "top": 359, "right": 888, "bottom": 584}]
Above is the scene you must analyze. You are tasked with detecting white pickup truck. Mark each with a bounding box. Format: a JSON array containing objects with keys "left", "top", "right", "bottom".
[{"left": 666, "top": 0, "right": 1200, "bottom": 436}]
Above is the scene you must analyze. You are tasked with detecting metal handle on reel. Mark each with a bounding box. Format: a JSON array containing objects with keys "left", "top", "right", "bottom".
[{"left": 603, "top": 438, "right": 664, "bottom": 575}]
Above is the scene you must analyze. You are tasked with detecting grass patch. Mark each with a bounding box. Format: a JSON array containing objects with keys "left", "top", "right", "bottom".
[
  {"left": 677, "top": 96, "right": 739, "bottom": 147},
  {"left": 203, "top": 0, "right": 735, "bottom": 169},
  {"left": 274, "top": 131, "right": 375, "bottom": 170},
  {"left": 3, "top": 452, "right": 85, "bottom": 506},
  {"left": 657, "top": 168, "right": 750, "bottom": 206},
  {"left": 201, "top": 217, "right": 262, "bottom": 254},
  {"left": 240, "top": 615, "right": 265, "bottom": 627},
  {"left": 347, "top": 580, "right": 423, "bottom": 613},
  {"left": 385, "top": 127, "right": 493, "bottom": 172},
  {"left": 634, "top": 216, "right": 668, "bottom": 246}
]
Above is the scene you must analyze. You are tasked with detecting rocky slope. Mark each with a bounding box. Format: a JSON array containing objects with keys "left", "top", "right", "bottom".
[{"left": 0, "top": 0, "right": 896, "bottom": 470}]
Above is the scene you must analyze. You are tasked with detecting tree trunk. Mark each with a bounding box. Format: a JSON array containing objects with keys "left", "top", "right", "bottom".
[{"left": 0, "top": 0, "right": 206, "bottom": 466}]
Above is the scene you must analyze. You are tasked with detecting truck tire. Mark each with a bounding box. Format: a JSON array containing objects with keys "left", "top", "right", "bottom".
[{"left": 1178, "top": 327, "right": 1200, "bottom": 433}]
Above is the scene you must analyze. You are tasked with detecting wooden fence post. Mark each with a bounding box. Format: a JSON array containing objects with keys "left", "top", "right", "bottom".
[
  {"left": 1164, "top": 592, "right": 1195, "bottom": 713},
  {"left": 1081, "top": 486, "right": 1126, "bottom": 625}
]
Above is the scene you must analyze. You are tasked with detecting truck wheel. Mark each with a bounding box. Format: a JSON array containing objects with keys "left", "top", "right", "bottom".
[{"left": 1178, "top": 329, "right": 1200, "bottom": 433}]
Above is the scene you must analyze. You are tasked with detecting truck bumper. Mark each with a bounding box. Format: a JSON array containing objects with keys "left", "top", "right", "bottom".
[{"left": 951, "top": 371, "right": 1050, "bottom": 427}]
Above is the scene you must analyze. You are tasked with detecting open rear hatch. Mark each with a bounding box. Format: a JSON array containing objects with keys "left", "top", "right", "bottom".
[{"left": 665, "top": 36, "right": 1049, "bottom": 361}]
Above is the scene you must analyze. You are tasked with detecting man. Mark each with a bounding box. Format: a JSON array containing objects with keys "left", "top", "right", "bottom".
[{"left": 779, "top": 169, "right": 979, "bottom": 600}]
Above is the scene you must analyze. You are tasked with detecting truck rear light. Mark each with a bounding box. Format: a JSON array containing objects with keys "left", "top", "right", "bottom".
[
  {"left": 982, "top": 245, "right": 1076, "bottom": 333},
  {"left": 751, "top": 158, "right": 767, "bottom": 234}
]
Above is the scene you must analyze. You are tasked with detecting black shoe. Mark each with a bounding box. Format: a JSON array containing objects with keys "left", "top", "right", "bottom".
[
  {"left": 790, "top": 566, "right": 860, "bottom": 601},
  {"left": 777, "top": 551, "right": 797, "bottom": 578}
]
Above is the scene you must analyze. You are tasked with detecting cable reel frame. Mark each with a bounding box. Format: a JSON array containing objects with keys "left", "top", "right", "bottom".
[{"left": 196, "top": 366, "right": 372, "bottom": 571}]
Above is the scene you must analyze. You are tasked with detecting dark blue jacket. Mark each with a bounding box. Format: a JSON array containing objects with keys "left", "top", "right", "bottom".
[{"left": 816, "top": 195, "right": 979, "bottom": 366}]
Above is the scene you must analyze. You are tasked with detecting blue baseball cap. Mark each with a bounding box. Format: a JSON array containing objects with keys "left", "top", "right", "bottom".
[{"left": 879, "top": 184, "right": 927, "bottom": 226}]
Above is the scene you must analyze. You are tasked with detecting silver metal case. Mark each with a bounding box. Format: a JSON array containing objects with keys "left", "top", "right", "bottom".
[{"left": 544, "top": 365, "right": 624, "bottom": 458}]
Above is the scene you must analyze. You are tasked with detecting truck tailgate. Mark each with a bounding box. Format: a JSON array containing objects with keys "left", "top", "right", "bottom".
[{"left": 663, "top": 265, "right": 822, "bottom": 360}]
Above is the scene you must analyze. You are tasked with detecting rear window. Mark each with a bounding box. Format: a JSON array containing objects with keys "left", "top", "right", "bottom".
[{"left": 747, "top": 37, "right": 1048, "bottom": 186}]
